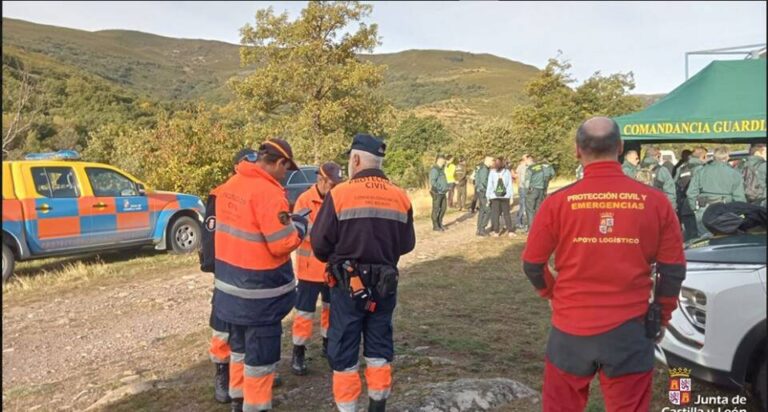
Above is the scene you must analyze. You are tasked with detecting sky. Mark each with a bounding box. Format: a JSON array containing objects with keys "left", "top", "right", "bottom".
[{"left": 2, "top": 1, "right": 766, "bottom": 94}]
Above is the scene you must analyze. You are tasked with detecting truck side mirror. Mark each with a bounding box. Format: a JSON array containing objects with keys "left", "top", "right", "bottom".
[{"left": 136, "top": 183, "right": 146, "bottom": 196}]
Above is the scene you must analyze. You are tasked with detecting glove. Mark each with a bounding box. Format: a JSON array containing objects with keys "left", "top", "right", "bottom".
[{"left": 290, "top": 214, "right": 309, "bottom": 239}]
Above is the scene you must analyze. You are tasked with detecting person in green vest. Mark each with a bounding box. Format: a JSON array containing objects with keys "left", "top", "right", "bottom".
[
  {"left": 637, "top": 147, "right": 676, "bottom": 206},
  {"left": 445, "top": 155, "right": 457, "bottom": 209},
  {"left": 686, "top": 146, "right": 746, "bottom": 236},
  {"left": 621, "top": 150, "right": 640, "bottom": 178},
  {"left": 674, "top": 147, "right": 708, "bottom": 241},
  {"left": 740, "top": 143, "right": 767, "bottom": 207},
  {"left": 429, "top": 154, "right": 449, "bottom": 231},
  {"left": 524, "top": 155, "right": 555, "bottom": 228},
  {"left": 454, "top": 158, "right": 468, "bottom": 211},
  {"left": 475, "top": 156, "right": 494, "bottom": 236}
]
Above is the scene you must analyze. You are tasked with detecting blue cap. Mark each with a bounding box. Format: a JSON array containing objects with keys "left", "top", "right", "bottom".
[{"left": 347, "top": 133, "right": 386, "bottom": 157}]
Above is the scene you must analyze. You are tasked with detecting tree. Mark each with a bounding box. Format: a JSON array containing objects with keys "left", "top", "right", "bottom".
[
  {"left": 2, "top": 67, "right": 38, "bottom": 157},
  {"left": 384, "top": 114, "right": 450, "bottom": 187},
  {"left": 231, "top": 1, "right": 389, "bottom": 164}
]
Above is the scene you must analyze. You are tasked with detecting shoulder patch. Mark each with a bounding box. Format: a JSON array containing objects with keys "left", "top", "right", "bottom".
[
  {"left": 277, "top": 211, "right": 291, "bottom": 226},
  {"left": 204, "top": 216, "right": 216, "bottom": 232}
]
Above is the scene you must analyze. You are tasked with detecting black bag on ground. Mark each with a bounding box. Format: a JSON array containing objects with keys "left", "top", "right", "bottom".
[{"left": 702, "top": 202, "right": 767, "bottom": 235}]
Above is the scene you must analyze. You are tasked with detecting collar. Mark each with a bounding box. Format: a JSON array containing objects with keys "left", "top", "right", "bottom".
[
  {"left": 583, "top": 160, "right": 625, "bottom": 178},
  {"left": 236, "top": 162, "right": 284, "bottom": 191},
  {"left": 309, "top": 184, "right": 325, "bottom": 203},
  {"left": 352, "top": 168, "right": 389, "bottom": 180}
]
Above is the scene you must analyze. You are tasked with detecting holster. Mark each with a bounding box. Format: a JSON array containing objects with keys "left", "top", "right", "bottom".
[
  {"left": 330, "top": 261, "right": 399, "bottom": 311},
  {"left": 644, "top": 301, "right": 662, "bottom": 339}
]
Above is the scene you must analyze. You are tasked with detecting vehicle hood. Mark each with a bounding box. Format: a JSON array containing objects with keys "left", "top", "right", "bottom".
[{"left": 685, "top": 233, "right": 767, "bottom": 264}]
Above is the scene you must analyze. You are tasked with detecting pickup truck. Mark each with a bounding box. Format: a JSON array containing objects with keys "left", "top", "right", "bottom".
[{"left": 2, "top": 152, "right": 205, "bottom": 282}]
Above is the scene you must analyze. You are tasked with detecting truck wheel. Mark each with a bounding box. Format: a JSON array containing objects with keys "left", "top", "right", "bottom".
[
  {"left": 756, "top": 355, "right": 767, "bottom": 412},
  {"left": 2, "top": 243, "right": 14, "bottom": 283},
  {"left": 168, "top": 216, "right": 201, "bottom": 254}
]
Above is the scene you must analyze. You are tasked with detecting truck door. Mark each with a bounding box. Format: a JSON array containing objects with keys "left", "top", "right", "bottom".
[
  {"left": 25, "top": 166, "right": 85, "bottom": 253},
  {"left": 81, "top": 167, "right": 154, "bottom": 245}
]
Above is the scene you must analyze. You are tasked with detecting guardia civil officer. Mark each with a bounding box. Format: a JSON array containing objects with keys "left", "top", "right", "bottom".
[
  {"left": 524, "top": 154, "right": 555, "bottom": 228},
  {"left": 522, "top": 117, "right": 686, "bottom": 411},
  {"left": 212, "top": 138, "right": 309, "bottom": 412},
  {"left": 290, "top": 162, "right": 344, "bottom": 375},
  {"left": 312, "top": 134, "right": 416, "bottom": 412},
  {"left": 686, "top": 146, "right": 746, "bottom": 236}
]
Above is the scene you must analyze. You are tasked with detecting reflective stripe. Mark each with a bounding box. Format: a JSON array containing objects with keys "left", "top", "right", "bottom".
[
  {"left": 215, "top": 279, "right": 295, "bottom": 300},
  {"left": 212, "top": 330, "right": 229, "bottom": 341},
  {"left": 341, "top": 363, "right": 359, "bottom": 372},
  {"left": 296, "top": 248, "right": 312, "bottom": 257},
  {"left": 244, "top": 403, "right": 271, "bottom": 412},
  {"left": 322, "top": 302, "right": 331, "bottom": 309},
  {"left": 230, "top": 387, "right": 244, "bottom": 399},
  {"left": 217, "top": 223, "right": 296, "bottom": 243},
  {"left": 264, "top": 224, "right": 297, "bottom": 242},
  {"left": 365, "top": 357, "right": 389, "bottom": 367},
  {"left": 368, "top": 389, "right": 391, "bottom": 401},
  {"left": 245, "top": 363, "right": 277, "bottom": 377},
  {"left": 218, "top": 223, "right": 266, "bottom": 242},
  {"left": 296, "top": 310, "right": 315, "bottom": 320},
  {"left": 336, "top": 401, "right": 358, "bottom": 412},
  {"left": 338, "top": 207, "right": 407, "bottom": 223},
  {"left": 231, "top": 352, "right": 245, "bottom": 363},
  {"left": 295, "top": 208, "right": 311, "bottom": 216}
]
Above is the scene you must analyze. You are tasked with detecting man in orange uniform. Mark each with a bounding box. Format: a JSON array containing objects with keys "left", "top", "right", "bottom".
[
  {"left": 312, "top": 134, "right": 416, "bottom": 412},
  {"left": 212, "top": 138, "right": 309, "bottom": 412},
  {"left": 290, "top": 162, "right": 344, "bottom": 375},
  {"left": 522, "top": 117, "right": 686, "bottom": 411}
]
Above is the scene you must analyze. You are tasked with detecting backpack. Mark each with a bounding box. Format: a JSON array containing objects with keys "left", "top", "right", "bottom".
[
  {"left": 494, "top": 176, "right": 507, "bottom": 197},
  {"left": 636, "top": 164, "right": 663, "bottom": 189},
  {"left": 743, "top": 162, "right": 764, "bottom": 203}
]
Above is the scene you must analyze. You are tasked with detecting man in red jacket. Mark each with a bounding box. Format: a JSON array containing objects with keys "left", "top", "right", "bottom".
[{"left": 522, "top": 117, "right": 686, "bottom": 412}]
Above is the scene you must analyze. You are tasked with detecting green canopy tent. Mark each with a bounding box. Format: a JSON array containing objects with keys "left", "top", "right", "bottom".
[{"left": 615, "top": 59, "right": 767, "bottom": 144}]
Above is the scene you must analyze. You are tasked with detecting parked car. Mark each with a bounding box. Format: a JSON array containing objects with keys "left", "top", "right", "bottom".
[
  {"left": 655, "top": 233, "right": 767, "bottom": 409},
  {"left": 2, "top": 151, "right": 205, "bottom": 282},
  {"left": 282, "top": 166, "right": 319, "bottom": 209}
]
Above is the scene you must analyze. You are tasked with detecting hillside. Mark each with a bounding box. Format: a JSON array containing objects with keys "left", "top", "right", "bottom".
[{"left": 2, "top": 18, "right": 540, "bottom": 115}]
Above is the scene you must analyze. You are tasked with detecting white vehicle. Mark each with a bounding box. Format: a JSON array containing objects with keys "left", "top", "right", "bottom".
[
  {"left": 660, "top": 149, "right": 678, "bottom": 166},
  {"left": 656, "top": 233, "right": 767, "bottom": 409}
]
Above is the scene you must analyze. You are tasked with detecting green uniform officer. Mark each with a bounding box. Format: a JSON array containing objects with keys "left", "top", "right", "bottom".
[
  {"left": 686, "top": 146, "right": 746, "bottom": 236},
  {"left": 639, "top": 148, "right": 676, "bottom": 206},
  {"left": 621, "top": 150, "right": 640, "bottom": 178},
  {"left": 741, "top": 144, "right": 767, "bottom": 207},
  {"left": 475, "top": 156, "right": 493, "bottom": 236},
  {"left": 525, "top": 156, "right": 555, "bottom": 228}
]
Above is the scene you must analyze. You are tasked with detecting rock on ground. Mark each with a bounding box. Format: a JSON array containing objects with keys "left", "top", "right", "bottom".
[{"left": 395, "top": 378, "right": 538, "bottom": 412}]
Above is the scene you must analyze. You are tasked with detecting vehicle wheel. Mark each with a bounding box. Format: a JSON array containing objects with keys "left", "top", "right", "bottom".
[
  {"left": 168, "top": 216, "right": 201, "bottom": 254},
  {"left": 2, "top": 243, "right": 14, "bottom": 283},
  {"left": 756, "top": 355, "right": 767, "bottom": 412}
]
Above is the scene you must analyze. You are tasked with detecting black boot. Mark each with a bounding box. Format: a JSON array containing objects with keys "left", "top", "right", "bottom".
[
  {"left": 321, "top": 337, "right": 329, "bottom": 358},
  {"left": 369, "top": 398, "right": 386, "bottom": 412},
  {"left": 291, "top": 345, "right": 308, "bottom": 375},
  {"left": 214, "top": 363, "right": 231, "bottom": 403},
  {"left": 231, "top": 397, "right": 243, "bottom": 412}
]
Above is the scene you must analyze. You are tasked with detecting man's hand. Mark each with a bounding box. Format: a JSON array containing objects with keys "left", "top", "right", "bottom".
[{"left": 655, "top": 327, "right": 666, "bottom": 344}]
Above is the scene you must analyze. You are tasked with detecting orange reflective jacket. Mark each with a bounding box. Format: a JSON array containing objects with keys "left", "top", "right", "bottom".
[
  {"left": 212, "top": 162, "right": 302, "bottom": 325},
  {"left": 293, "top": 185, "right": 327, "bottom": 282}
]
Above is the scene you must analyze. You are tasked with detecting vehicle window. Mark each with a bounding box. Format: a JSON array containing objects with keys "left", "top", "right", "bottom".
[
  {"left": 86, "top": 167, "right": 138, "bottom": 197},
  {"left": 305, "top": 169, "right": 318, "bottom": 184},
  {"left": 288, "top": 171, "right": 307, "bottom": 185},
  {"left": 31, "top": 167, "right": 79, "bottom": 198}
]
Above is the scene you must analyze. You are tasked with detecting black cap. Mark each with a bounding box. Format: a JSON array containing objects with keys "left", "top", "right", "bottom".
[
  {"left": 234, "top": 148, "right": 258, "bottom": 165},
  {"left": 259, "top": 138, "right": 299, "bottom": 171},
  {"left": 346, "top": 133, "right": 386, "bottom": 157},
  {"left": 318, "top": 162, "right": 344, "bottom": 184}
]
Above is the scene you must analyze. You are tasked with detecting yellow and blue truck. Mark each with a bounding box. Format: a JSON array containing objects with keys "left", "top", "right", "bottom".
[{"left": 2, "top": 151, "right": 205, "bottom": 282}]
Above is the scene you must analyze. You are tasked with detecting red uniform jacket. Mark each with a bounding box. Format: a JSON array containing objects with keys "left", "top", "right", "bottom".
[{"left": 522, "top": 161, "right": 686, "bottom": 336}]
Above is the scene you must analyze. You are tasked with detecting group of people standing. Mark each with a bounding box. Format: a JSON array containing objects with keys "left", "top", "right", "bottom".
[
  {"left": 429, "top": 153, "right": 555, "bottom": 237},
  {"left": 611, "top": 144, "right": 767, "bottom": 241}
]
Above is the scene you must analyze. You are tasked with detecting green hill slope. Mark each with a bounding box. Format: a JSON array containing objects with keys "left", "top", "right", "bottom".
[{"left": 2, "top": 18, "right": 540, "bottom": 115}]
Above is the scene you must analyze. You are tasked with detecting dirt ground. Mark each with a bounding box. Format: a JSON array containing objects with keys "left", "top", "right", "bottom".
[{"left": 2, "top": 207, "right": 762, "bottom": 411}]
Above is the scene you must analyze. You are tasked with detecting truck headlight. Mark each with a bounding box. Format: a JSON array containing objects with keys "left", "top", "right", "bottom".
[{"left": 680, "top": 287, "right": 707, "bottom": 332}]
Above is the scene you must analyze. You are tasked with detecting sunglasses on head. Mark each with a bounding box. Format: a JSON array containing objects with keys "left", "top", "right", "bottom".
[{"left": 242, "top": 153, "right": 259, "bottom": 163}]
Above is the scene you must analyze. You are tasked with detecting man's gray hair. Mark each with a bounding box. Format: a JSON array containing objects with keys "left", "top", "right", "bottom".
[
  {"left": 351, "top": 149, "right": 383, "bottom": 169},
  {"left": 713, "top": 146, "right": 730, "bottom": 162}
]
